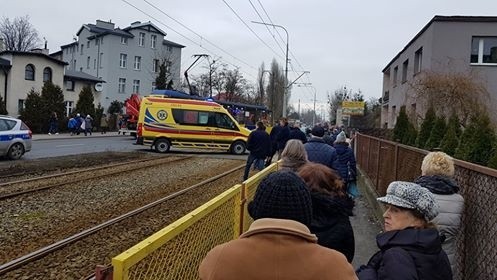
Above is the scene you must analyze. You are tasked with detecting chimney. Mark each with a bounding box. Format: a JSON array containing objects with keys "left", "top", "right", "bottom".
[{"left": 95, "top": 19, "right": 115, "bottom": 30}]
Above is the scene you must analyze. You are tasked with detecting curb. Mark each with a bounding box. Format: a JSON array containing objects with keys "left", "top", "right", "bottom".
[
  {"left": 357, "top": 166, "right": 386, "bottom": 223},
  {"left": 31, "top": 134, "right": 131, "bottom": 141}
]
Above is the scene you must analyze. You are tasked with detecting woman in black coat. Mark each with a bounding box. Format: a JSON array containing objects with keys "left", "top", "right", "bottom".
[
  {"left": 298, "top": 162, "right": 355, "bottom": 262},
  {"left": 356, "top": 181, "right": 452, "bottom": 280}
]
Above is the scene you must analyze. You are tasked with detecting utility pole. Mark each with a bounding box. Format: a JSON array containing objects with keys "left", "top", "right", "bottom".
[{"left": 298, "top": 99, "right": 300, "bottom": 119}]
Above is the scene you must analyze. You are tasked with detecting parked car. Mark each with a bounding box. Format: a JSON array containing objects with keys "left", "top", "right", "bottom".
[{"left": 0, "top": 115, "right": 32, "bottom": 160}]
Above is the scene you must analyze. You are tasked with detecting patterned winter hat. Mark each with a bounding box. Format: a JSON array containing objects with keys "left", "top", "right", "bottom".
[
  {"left": 248, "top": 171, "right": 312, "bottom": 226},
  {"left": 377, "top": 181, "right": 439, "bottom": 221},
  {"left": 335, "top": 131, "right": 347, "bottom": 143}
]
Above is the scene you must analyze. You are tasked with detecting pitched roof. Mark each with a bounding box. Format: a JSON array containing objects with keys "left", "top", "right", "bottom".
[
  {"left": 163, "top": 39, "right": 185, "bottom": 48},
  {"left": 123, "top": 21, "right": 167, "bottom": 36},
  {"left": 65, "top": 69, "right": 105, "bottom": 83},
  {"left": 0, "top": 57, "right": 11, "bottom": 70},
  {"left": 0, "top": 50, "right": 68, "bottom": 66},
  {"left": 77, "top": 24, "right": 133, "bottom": 38},
  {"left": 382, "top": 15, "right": 497, "bottom": 72}
]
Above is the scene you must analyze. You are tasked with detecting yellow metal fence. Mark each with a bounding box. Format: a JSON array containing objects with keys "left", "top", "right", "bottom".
[{"left": 112, "top": 161, "right": 280, "bottom": 280}]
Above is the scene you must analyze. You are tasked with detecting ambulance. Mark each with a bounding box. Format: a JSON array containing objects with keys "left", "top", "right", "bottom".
[{"left": 136, "top": 96, "right": 251, "bottom": 154}]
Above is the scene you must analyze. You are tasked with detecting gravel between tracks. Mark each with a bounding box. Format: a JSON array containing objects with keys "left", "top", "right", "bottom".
[
  {"left": 2, "top": 163, "right": 245, "bottom": 280},
  {"left": 0, "top": 157, "right": 244, "bottom": 266}
]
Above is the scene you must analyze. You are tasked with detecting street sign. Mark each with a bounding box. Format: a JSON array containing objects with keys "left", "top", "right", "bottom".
[{"left": 342, "top": 101, "right": 365, "bottom": 116}]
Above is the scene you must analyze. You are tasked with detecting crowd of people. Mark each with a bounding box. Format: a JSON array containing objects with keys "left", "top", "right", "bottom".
[
  {"left": 211, "top": 118, "right": 462, "bottom": 280},
  {"left": 46, "top": 113, "right": 110, "bottom": 136}
]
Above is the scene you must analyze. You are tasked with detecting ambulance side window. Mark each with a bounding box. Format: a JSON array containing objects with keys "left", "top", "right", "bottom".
[
  {"left": 172, "top": 109, "right": 210, "bottom": 126},
  {"left": 215, "top": 113, "right": 238, "bottom": 131}
]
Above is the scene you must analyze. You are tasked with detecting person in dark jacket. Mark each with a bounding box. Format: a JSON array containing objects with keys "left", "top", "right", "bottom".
[
  {"left": 332, "top": 131, "right": 357, "bottom": 185},
  {"left": 265, "top": 122, "right": 282, "bottom": 166},
  {"left": 298, "top": 163, "right": 355, "bottom": 262},
  {"left": 414, "top": 152, "right": 463, "bottom": 274},
  {"left": 356, "top": 181, "right": 452, "bottom": 280},
  {"left": 48, "top": 112, "right": 59, "bottom": 135},
  {"left": 243, "top": 122, "right": 271, "bottom": 180},
  {"left": 276, "top": 118, "right": 290, "bottom": 159},
  {"left": 289, "top": 123, "right": 307, "bottom": 143},
  {"left": 304, "top": 126, "right": 337, "bottom": 170}
]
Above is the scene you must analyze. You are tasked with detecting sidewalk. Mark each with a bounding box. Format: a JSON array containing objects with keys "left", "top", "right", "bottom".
[{"left": 32, "top": 131, "right": 131, "bottom": 141}]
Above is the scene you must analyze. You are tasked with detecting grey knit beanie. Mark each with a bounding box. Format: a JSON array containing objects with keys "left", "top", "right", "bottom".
[{"left": 334, "top": 131, "right": 347, "bottom": 143}]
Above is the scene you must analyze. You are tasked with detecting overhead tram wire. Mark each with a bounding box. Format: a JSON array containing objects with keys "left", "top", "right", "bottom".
[
  {"left": 121, "top": 0, "right": 256, "bottom": 79},
  {"left": 142, "top": 0, "right": 256, "bottom": 71},
  {"left": 222, "top": 0, "right": 285, "bottom": 60},
  {"left": 247, "top": 0, "right": 286, "bottom": 56}
]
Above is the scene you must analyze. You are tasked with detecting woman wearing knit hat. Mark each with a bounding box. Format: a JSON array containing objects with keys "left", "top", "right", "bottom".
[
  {"left": 333, "top": 131, "right": 359, "bottom": 198},
  {"left": 199, "top": 171, "right": 357, "bottom": 280},
  {"left": 356, "top": 181, "right": 452, "bottom": 280},
  {"left": 414, "top": 152, "right": 463, "bottom": 274},
  {"left": 298, "top": 163, "right": 356, "bottom": 262}
]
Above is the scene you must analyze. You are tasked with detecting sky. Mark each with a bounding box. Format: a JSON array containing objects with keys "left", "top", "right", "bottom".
[{"left": 3, "top": 0, "right": 497, "bottom": 111}]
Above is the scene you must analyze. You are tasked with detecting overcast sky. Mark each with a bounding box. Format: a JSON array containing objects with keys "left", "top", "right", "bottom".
[{"left": 4, "top": 0, "right": 497, "bottom": 111}]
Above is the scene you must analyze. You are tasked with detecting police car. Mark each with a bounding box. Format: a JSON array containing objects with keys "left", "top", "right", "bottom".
[{"left": 0, "top": 115, "right": 32, "bottom": 160}]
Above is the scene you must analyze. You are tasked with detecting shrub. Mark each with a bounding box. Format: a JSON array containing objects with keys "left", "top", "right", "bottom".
[
  {"left": 416, "top": 107, "right": 436, "bottom": 148},
  {"left": 425, "top": 116, "right": 447, "bottom": 150}
]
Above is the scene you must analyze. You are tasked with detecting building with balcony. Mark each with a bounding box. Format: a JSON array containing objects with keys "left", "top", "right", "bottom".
[{"left": 381, "top": 16, "right": 497, "bottom": 128}]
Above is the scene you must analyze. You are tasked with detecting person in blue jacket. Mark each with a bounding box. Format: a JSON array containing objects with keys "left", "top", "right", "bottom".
[
  {"left": 304, "top": 126, "right": 337, "bottom": 170},
  {"left": 332, "top": 131, "right": 357, "bottom": 188},
  {"left": 356, "top": 181, "right": 452, "bottom": 280},
  {"left": 243, "top": 121, "right": 271, "bottom": 180}
]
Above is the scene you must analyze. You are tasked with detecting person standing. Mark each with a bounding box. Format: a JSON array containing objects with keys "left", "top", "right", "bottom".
[
  {"left": 265, "top": 121, "right": 282, "bottom": 166},
  {"left": 199, "top": 171, "right": 357, "bottom": 280},
  {"left": 100, "top": 114, "right": 109, "bottom": 134},
  {"left": 289, "top": 123, "right": 307, "bottom": 143},
  {"left": 356, "top": 181, "right": 452, "bottom": 280},
  {"left": 298, "top": 163, "right": 355, "bottom": 262},
  {"left": 243, "top": 122, "right": 271, "bottom": 181},
  {"left": 304, "top": 126, "right": 337, "bottom": 170},
  {"left": 67, "top": 115, "right": 77, "bottom": 136},
  {"left": 84, "top": 114, "right": 93, "bottom": 136},
  {"left": 275, "top": 117, "right": 290, "bottom": 159},
  {"left": 75, "top": 113, "right": 84, "bottom": 135},
  {"left": 333, "top": 131, "right": 359, "bottom": 198},
  {"left": 414, "top": 152, "right": 464, "bottom": 274},
  {"left": 279, "top": 139, "right": 308, "bottom": 172},
  {"left": 48, "top": 112, "right": 59, "bottom": 135}
]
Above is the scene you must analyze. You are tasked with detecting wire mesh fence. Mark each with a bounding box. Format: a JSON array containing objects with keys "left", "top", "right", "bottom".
[{"left": 356, "top": 133, "right": 497, "bottom": 280}]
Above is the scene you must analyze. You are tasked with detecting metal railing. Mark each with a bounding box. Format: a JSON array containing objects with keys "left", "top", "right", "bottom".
[
  {"left": 356, "top": 133, "right": 497, "bottom": 280},
  {"left": 112, "top": 162, "right": 280, "bottom": 280}
]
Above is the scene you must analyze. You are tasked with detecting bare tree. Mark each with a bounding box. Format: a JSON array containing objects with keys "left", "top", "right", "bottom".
[
  {"left": 224, "top": 68, "right": 245, "bottom": 102},
  {"left": 410, "top": 70, "right": 490, "bottom": 125},
  {"left": 0, "top": 15, "right": 40, "bottom": 51},
  {"left": 256, "top": 62, "right": 266, "bottom": 105}
]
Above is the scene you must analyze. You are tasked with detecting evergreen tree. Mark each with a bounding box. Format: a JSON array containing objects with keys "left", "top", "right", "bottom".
[
  {"left": 107, "top": 100, "right": 123, "bottom": 114},
  {"left": 455, "top": 113, "right": 497, "bottom": 165},
  {"left": 487, "top": 147, "right": 497, "bottom": 169},
  {"left": 41, "top": 81, "right": 65, "bottom": 121},
  {"left": 20, "top": 88, "right": 44, "bottom": 133},
  {"left": 454, "top": 115, "right": 477, "bottom": 161},
  {"left": 0, "top": 95, "right": 7, "bottom": 115},
  {"left": 75, "top": 85, "right": 95, "bottom": 117},
  {"left": 440, "top": 113, "right": 461, "bottom": 156},
  {"left": 416, "top": 107, "right": 436, "bottom": 148},
  {"left": 404, "top": 121, "right": 418, "bottom": 146},
  {"left": 95, "top": 103, "right": 104, "bottom": 129},
  {"left": 425, "top": 116, "right": 447, "bottom": 150},
  {"left": 155, "top": 61, "right": 168, "bottom": 90},
  {"left": 393, "top": 106, "right": 409, "bottom": 143}
]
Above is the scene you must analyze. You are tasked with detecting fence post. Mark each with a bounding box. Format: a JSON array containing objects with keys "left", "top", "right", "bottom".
[
  {"left": 393, "top": 144, "right": 399, "bottom": 181},
  {"left": 366, "top": 136, "right": 372, "bottom": 175},
  {"left": 376, "top": 140, "right": 381, "bottom": 191},
  {"left": 238, "top": 183, "right": 247, "bottom": 237}
]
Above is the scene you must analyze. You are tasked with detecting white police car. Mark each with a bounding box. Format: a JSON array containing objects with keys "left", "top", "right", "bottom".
[{"left": 0, "top": 115, "right": 32, "bottom": 160}]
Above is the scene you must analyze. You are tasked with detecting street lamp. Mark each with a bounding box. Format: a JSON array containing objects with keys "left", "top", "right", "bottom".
[{"left": 252, "top": 21, "right": 289, "bottom": 117}]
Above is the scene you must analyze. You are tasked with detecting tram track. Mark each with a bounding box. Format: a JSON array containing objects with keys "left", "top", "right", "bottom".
[{"left": 0, "top": 164, "right": 245, "bottom": 279}]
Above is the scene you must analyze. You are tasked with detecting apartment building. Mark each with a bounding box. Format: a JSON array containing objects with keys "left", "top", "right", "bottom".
[
  {"left": 381, "top": 16, "right": 497, "bottom": 128},
  {"left": 57, "top": 20, "right": 184, "bottom": 109}
]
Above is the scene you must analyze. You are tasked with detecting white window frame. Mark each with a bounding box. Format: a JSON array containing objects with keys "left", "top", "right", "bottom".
[
  {"left": 153, "top": 59, "right": 159, "bottom": 73},
  {"left": 401, "top": 59, "right": 408, "bottom": 83},
  {"left": 134, "top": 56, "right": 141, "bottom": 70},
  {"left": 87, "top": 56, "right": 91, "bottom": 69},
  {"left": 120, "top": 53, "right": 127, "bottom": 68},
  {"left": 414, "top": 48, "right": 423, "bottom": 74},
  {"left": 151, "top": 35, "right": 157, "bottom": 49},
  {"left": 133, "top": 79, "right": 140, "bottom": 93},
  {"left": 65, "top": 101, "right": 74, "bottom": 117},
  {"left": 139, "top": 33, "right": 145, "bottom": 47},
  {"left": 471, "top": 37, "right": 497, "bottom": 66},
  {"left": 152, "top": 82, "right": 156, "bottom": 91},
  {"left": 118, "top": 78, "right": 126, "bottom": 93},
  {"left": 121, "top": 36, "right": 128, "bottom": 45}
]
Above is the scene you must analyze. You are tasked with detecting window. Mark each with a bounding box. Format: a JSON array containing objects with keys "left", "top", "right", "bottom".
[
  {"left": 152, "top": 82, "right": 156, "bottom": 91},
  {"left": 0, "top": 119, "right": 16, "bottom": 131},
  {"left": 66, "top": 80, "right": 75, "bottom": 91},
  {"left": 401, "top": 59, "right": 408, "bottom": 83},
  {"left": 167, "top": 46, "right": 172, "bottom": 52},
  {"left": 133, "top": 79, "right": 140, "bottom": 93},
  {"left": 95, "top": 38, "right": 99, "bottom": 46},
  {"left": 99, "top": 53, "right": 103, "bottom": 68},
  {"left": 64, "top": 101, "right": 74, "bottom": 117},
  {"left": 391, "top": 106, "right": 397, "bottom": 126},
  {"left": 134, "top": 56, "right": 141, "bottom": 70},
  {"left": 94, "top": 59, "right": 97, "bottom": 69},
  {"left": 139, "top": 32, "right": 145, "bottom": 46},
  {"left": 100, "top": 37, "right": 103, "bottom": 44},
  {"left": 17, "top": 99, "right": 25, "bottom": 115},
  {"left": 414, "top": 47, "right": 423, "bottom": 74},
  {"left": 151, "top": 35, "right": 157, "bottom": 48},
  {"left": 171, "top": 110, "right": 238, "bottom": 130},
  {"left": 72, "top": 59, "right": 77, "bottom": 70},
  {"left": 153, "top": 59, "right": 159, "bottom": 73},
  {"left": 166, "top": 61, "right": 172, "bottom": 74},
  {"left": 120, "top": 53, "right": 127, "bottom": 68},
  {"left": 43, "top": 67, "right": 52, "bottom": 82},
  {"left": 87, "top": 41, "right": 90, "bottom": 48},
  {"left": 25, "top": 64, "right": 35, "bottom": 80},
  {"left": 471, "top": 37, "right": 497, "bottom": 64},
  {"left": 80, "top": 44, "right": 84, "bottom": 55},
  {"left": 121, "top": 36, "right": 128, "bottom": 44},
  {"left": 87, "top": 56, "right": 91, "bottom": 69},
  {"left": 118, "top": 78, "right": 126, "bottom": 93},
  {"left": 393, "top": 66, "right": 398, "bottom": 86}
]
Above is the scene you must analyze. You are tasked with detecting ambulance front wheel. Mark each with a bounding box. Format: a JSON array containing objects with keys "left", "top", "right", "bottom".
[
  {"left": 230, "top": 141, "right": 246, "bottom": 155},
  {"left": 154, "top": 138, "right": 171, "bottom": 153}
]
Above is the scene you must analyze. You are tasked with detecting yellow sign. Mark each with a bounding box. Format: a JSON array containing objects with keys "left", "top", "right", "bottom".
[{"left": 342, "top": 101, "right": 365, "bottom": 116}]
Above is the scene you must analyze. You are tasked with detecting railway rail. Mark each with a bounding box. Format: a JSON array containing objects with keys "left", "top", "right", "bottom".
[
  {"left": 0, "top": 156, "right": 191, "bottom": 200},
  {"left": 0, "top": 164, "right": 244, "bottom": 278}
]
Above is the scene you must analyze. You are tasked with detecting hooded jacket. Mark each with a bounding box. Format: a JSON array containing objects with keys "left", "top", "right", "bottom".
[
  {"left": 414, "top": 175, "right": 464, "bottom": 272},
  {"left": 246, "top": 127, "right": 271, "bottom": 159},
  {"left": 304, "top": 138, "right": 337, "bottom": 170},
  {"left": 199, "top": 218, "right": 357, "bottom": 280},
  {"left": 276, "top": 124, "right": 291, "bottom": 150},
  {"left": 333, "top": 142, "right": 357, "bottom": 182},
  {"left": 356, "top": 228, "right": 452, "bottom": 280},
  {"left": 310, "top": 192, "right": 355, "bottom": 262}
]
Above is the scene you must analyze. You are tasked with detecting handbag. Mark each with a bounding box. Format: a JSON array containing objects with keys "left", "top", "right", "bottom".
[{"left": 346, "top": 162, "right": 360, "bottom": 198}]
